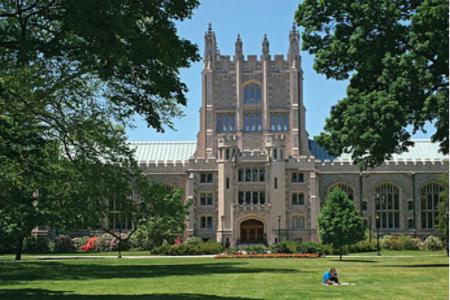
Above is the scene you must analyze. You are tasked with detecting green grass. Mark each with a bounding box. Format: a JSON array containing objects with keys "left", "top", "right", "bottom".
[{"left": 0, "top": 251, "right": 448, "bottom": 300}]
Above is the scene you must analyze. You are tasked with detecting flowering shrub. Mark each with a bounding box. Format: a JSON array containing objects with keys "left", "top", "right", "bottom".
[
  {"left": 381, "top": 235, "right": 422, "bottom": 250},
  {"left": 422, "top": 235, "right": 443, "bottom": 251},
  {"left": 72, "top": 236, "right": 89, "bottom": 251}
]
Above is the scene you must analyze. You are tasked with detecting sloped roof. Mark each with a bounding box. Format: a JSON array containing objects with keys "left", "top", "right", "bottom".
[
  {"left": 129, "top": 139, "right": 447, "bottom": 163},
  {"left": 311, "top": 139, "right": 448, "bottom": 161},
  {"left": 129, "top": 141, "right": 196, "bottom": 162}
]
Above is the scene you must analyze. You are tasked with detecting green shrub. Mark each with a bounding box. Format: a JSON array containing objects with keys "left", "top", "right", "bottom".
[
  {"left": 150, "top": 244, "right": 171, "bottom": 255},
  {"left": 128, "top": 227, "right": 152, "bottom": 250},
  {"left": 270, "top": 241, "right": 327, "bottom": 255},
  {"left": 381, "top": 235, "right": 422, "bottom": 250},
  {"left": 296, "top": 242, "right": 325, "bottom": 254},
  {"left": 150, "top": 239, "right": 223, "bottom": 255},
  {"left": 184, "top": 236, "right": 203, "bottom": 245},
  {"left": 422, "top": 235, "right": 443, "bottom": 251},
  {"left": 243, "top": 245, "right": 268, "bottom": 254},
  {"left": 271, "top": 241, "right": 298, "bottom": 253},
  {"left": 347, "top": 239, "right": 378, "bottom": 253},
  {"left": 23, "top": 236, "right": 50, "bottom": 253},
  {"left": 53, "top": 235, "right": 76, "bottom": 253}
]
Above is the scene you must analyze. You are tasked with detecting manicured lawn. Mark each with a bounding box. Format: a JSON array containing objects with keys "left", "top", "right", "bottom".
[{"left": 0, "top": 252, "right": 448, "bottom": 300}]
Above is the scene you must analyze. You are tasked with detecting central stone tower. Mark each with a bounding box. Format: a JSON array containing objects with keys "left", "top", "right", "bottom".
[
  {"left": 195, "top": 23, "right": 310, "bottom": 159},
  {"left": 187, "top": 24, "right": 318, "bottom": 246}
]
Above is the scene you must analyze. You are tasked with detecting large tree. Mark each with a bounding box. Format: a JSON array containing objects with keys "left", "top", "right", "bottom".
[
  {"left": 0, "top": 0, "right": 200, "bottom": 260},
  {"left": 318, "top": 188, "right": 366, "bottom": 260},
  {"left": 296, "top": 0, "right": 448, "bottom": 168},
  {"left": 0, "top": 0, "right": 200, "bottom": 130}
]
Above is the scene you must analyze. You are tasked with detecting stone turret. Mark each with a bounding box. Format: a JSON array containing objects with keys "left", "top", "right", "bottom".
[
  {"left": 262, "top": 34, "right": 269, "bottom": 59},
  {"left": 288, "top": 23, "right": 300, "bottom": 67},
  {"left": 204, "top": 23, "right": 218, "bottom": 68},
  {"left": 234, "top": 34, "right": 243, "bottom": 61}
]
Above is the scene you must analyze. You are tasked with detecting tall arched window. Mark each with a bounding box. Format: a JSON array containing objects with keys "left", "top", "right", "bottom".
[
  {"left": 243, "top": 83, "right": 261, "bottom": 104},
  {"left": 420, "top": 183, "right": 443, "bottom": 229},
  {"left": 375, "top": 184, "right": 400, "bottom": 229},
  {"left": 328, "top": 183, "right": 354, "bottom": 200}
]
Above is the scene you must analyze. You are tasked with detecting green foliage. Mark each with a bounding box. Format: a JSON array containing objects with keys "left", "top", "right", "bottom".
[
  {"left": 422, "top": 235, "right": 444, "bottom": 251},
  {"left": 270, "top": 241, "right": 327, "bottom": 255},
  {"left": 346, "top": 239, "right": 378, "bottom": 253},
  {"left": 271, "top": 241, "right": 298, "bottom": 254},
  {"left": 150, "top": 239, "right": 224, "bottom": 255},
  {"left": 129, "top": 186, "right": 189, "bottom": 250},
  {"left": 0, "top": 0, "right": 200, "bottom": 131},
  {"left": 296, "top": 0, "right": 449, "bottom": 168},
  {"left": 242, "top": 246, "right": 269, "bottom": 254},
  {"left": 0, "top": 0, "right": 199, "bottom": 260},
  {"left": 23, "top": 236, "right": 50, "bottom": 253},
  {"left": 52, "top": 235, "right": 76, "bottom": 253},
  {"left": 318, "top": 188, "right": 366, "bottom": 258},
  {"left": 381, "top": 235, "right": 422, "bottom": 251}
]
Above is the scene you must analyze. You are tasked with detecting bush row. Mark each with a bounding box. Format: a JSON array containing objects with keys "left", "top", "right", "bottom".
[
  {"left": 18, "top": 233, "right": 131, "bottom": 254},
  {"left": 2, "top": 233, "right": 445, "bottom": 254},
  {"left": 150, "top": 238, "right": 224, "bottom": 255}
]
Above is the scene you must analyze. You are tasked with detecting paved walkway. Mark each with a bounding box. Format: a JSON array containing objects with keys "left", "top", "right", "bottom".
[
  {"left": 325, "top": 255, "right": 414, "bottom": 258},
  {"left": 34, "top": 255, "right": 216, "bottom": 260}
]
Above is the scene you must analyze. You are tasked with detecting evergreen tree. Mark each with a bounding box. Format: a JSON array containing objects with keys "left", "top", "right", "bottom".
[{"left": 318, "top": 188, "right": 366, "bottom": 260}]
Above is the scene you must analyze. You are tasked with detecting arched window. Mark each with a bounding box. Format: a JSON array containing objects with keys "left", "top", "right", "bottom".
[
  {"left": 420, "top": 183, "right": 443, "bottom": 229},
  {"left": 328, "top": 183, "right": 354, "bottom": 200},
  {"left": 375, "top": 184, "right": 400, "bottom": 229},
  {"left": 243, "top": 83, "right": 261, "bottom": 104}
]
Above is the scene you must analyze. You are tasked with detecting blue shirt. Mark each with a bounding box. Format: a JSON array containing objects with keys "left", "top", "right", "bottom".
[{"left": 322, "top": 271, "right": 337, "bottom": 283}]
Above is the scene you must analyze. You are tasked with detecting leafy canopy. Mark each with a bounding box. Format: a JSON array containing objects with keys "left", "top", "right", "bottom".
[
  {"left": 0, "top": 0, "right": 199, "bottom": 259},
  {"left": 296, "top": 0, "right": 448, "bottom": 168},
  {"left": 0, "top": 0, "right": 200, "bottom": 131}
]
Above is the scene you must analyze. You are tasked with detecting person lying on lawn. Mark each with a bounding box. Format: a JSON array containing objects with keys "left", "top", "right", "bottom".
[{"left": 322, "top": 267, "right": 339, "bottom": 285}]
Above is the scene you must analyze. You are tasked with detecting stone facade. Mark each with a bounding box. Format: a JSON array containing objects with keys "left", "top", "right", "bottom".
[{"left": 142, "top": 25, "right": 448, "bottom": 246}]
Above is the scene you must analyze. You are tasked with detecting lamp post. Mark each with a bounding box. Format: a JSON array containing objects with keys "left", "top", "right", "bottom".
[
  {"left": 368, "top": 215, "right": 372, "bottom": 243},
  {"left": 278, "top": 215, "right": 281, "bottom": 243},
  {"left": 221, "top": 215, "right": 224, "bottom": 246},
  {"left": 117, "top": 199, "right": 122, "bottom": 259},
  {"left": 375, "top": 213, "right": 380, "bottom": 256}
]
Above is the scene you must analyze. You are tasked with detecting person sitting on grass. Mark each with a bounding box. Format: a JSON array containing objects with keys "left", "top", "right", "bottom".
[{"left": 322, "top": 267, "right": 339, "bottom": 285}]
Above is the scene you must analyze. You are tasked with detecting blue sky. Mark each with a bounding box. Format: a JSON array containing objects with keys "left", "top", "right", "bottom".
[{"left": 126, "top": 0, "right": 432, "bottom": 141}]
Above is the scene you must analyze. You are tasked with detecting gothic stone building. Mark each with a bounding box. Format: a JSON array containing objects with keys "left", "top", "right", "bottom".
[{"left": 130, "top": 26, "right": 448, "bottom": 246}]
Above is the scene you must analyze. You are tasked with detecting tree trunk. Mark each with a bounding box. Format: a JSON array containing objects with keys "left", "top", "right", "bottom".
[{"left": 15, "top": 236, "right": 24, "bottom": 261}]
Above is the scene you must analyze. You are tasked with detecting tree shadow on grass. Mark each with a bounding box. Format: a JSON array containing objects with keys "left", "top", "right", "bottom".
[
  {"left": 0, "top": 289, "right": 263, "bottom": 300},
  {"left": 383, "top": 263, "right": 449, "bottom": 268},
  {"left": 0, "top": 261, "right": 302, "bottom": 284},
  {"left": 329, "top": 259, "right": 379, "bottom": 263}
]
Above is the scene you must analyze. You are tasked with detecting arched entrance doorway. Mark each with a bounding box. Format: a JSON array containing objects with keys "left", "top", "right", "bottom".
[{"left": 240, "top": 219, "right": 264, "bottom": 243}]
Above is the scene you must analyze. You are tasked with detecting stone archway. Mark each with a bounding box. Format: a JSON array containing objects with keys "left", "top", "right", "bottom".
[{"left": 240, "top": 219, "right": 264, "bottom": 243}]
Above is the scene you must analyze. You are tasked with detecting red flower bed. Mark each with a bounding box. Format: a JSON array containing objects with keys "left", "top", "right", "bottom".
[{"left": 215, "top": 253, "right": 320, "bottom": 259}]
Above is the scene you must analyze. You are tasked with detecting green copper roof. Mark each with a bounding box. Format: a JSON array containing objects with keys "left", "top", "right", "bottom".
[
  {"left": 331, "top": 139, "right": 448, "bottom": 161},
  {"left": 129, "top": 141, "right": 196, "bottom": 163},
  {"left": 129, "top": 139, "right": 447, "bottom": 163}
]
